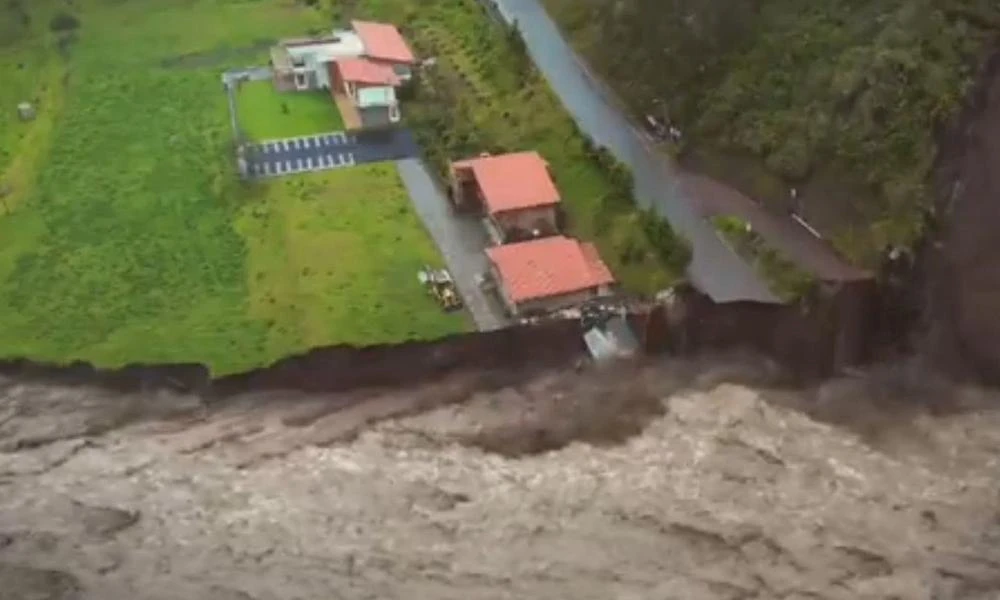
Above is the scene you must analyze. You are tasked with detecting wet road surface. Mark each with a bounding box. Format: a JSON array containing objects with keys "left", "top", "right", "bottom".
[
  {"left": 486, "top": 0, "right": 779, "bottom": 303},
  {"left": 395, "top": 158, "right": 511, "bottom": 331}
]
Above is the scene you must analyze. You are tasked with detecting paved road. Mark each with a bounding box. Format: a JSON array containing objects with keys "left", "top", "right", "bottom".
[
  {"left": 486, "top": 0, "right": 779, "bottom": 303},
  {"left": 395, "top": 158, "right": 510, "bottom": 332},
  {"left": 244, "top": 129, "right": 420, "bottom": 179},
  {"left": 683, "top": 172, "right": 871, "bottom": 281}
]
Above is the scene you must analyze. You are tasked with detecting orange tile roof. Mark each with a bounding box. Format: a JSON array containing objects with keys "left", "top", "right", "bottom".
[
  {"left": 333, "top": 58, "right": 400, "bottom": 86},
  {"left": 352, "top": 20, "right": 416, "bottom": 64},
  {"left": 487, "top": 236, "right": 616, "bottom": 303},
  {"left": 451, "top": 151, "right": 561, "bottom": 215}
]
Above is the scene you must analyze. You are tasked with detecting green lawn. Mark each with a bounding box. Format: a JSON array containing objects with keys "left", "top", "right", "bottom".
[
  {"left": 237, "top": 164, "right": 466, "bottom": 363},
  {"left": 0, "top": 0, "right": 465, "bottom": 374},
  {"left": 237, "top": 80, "right": 345, "bottom": 140}
]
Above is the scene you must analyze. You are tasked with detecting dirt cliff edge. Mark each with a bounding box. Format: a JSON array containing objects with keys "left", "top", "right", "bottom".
[{"left": 927, "top": 49, "right": 1000, "bottom": 382}]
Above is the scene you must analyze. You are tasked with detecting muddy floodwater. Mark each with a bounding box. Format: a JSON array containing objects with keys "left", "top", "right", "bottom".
[{"left": 1, "top": 355, "right": 998, "bottom": 600}]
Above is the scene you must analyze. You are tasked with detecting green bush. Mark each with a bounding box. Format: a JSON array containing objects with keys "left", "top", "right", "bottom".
[
  {"left": 49, "top": 12, "right": 80, "bottom": 32},
  {"left": 640, "top": 209, "right": 691, "bottom": 275},
  {"left": 710, "top": 215, "right": 815, "bottom": 301}
]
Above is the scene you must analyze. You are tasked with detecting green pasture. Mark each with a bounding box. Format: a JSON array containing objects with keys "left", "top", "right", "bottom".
[{"left": 0, "top": 0, "right": 464, "bottom": 374}]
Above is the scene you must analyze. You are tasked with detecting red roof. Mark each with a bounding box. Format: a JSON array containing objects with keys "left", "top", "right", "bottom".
[
  {"left": 352, "top": 20, "right": 416, "bottom": 64},
  {"left": 452, "top": 151, "right": 561, "bottom": 215},
  {"left": 487, "top": 236, "right": 615, "bottom": 303},
  {"left": 333, "top": 58, "right": 400, "bottom": 86}
]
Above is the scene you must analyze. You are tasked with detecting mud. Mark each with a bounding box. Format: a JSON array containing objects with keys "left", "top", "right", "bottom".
[
  {"left": 1, "top": 354, "right": 999, "bottom": 600},
  {"left": 928, "top": 48, "right": 1000, "bottom": 383}
]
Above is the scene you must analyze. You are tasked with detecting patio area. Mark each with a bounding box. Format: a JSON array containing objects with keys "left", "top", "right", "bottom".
[{"left": 333, "top": 91, "right": 363, "bottom": 131}]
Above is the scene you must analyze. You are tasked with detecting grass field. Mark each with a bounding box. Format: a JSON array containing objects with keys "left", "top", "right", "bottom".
[
  {"left": 237, "top": 164, "right": 466, "bottom": 362},
  {"left": 237, "top": 80, "right": 345, "bottom": 140},
  {"left": 0, "top": 0, "right": 464, "bottom": 374}
]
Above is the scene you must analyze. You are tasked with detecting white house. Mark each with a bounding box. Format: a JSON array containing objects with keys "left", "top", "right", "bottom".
[
  {"left": 270, "top": 20, "right": 415, "bottom": 93},
  {"left": 271, "top": 29, "right": 365, "bottom": 91}
]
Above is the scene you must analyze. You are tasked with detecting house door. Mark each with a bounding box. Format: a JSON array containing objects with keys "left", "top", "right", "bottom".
[{"left": 294, "top": 73, "right": 308, "bottom": 90}]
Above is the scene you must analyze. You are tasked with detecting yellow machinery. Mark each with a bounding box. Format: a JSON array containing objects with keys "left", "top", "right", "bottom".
[{"left": 418, "top": 266, "right": 463, "bottom": 311}]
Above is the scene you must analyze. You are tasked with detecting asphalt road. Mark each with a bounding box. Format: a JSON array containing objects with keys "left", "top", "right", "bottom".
[
  {"left": 395, "top": 158, "right": 510, "bottom": 332},
  {"left": 245, "top": 129, "right": 420, "bottom": 178},
  {"left": 486, "top": 0, "right": 779, "bottom": 303}
]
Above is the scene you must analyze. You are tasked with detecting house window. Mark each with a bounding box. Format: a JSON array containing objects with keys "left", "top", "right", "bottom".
[
  {"left": 295, "top": 73, "right": 307, "bottom": 88},
  {"left": 389, "top": 104, "right": 400, "bottom": 122}
]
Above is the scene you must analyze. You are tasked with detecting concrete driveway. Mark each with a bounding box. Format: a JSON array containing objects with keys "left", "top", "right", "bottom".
[
  {"left": 221, "top": 66, "right": 273, "bottom": 87},
  {"left": 395, "top": 158, "right": 510, "bottom": 332}
]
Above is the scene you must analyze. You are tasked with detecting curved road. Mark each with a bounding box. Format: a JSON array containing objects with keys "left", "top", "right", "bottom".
[{"left": 487, "top": 0, "right": 779, "bottom": 303}]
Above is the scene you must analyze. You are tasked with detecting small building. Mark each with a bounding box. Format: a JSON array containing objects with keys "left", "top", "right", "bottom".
[
  {"left": 450, "top": 151, "right": 561, "bottom": 244},
  {"left": 271, "top": 30, "right": 365, "bottom": 92},
  {"left": 486, "top": 235, "right": 616, "bottom": 316},
  {"left": 270, "top": 20, "right": 415, "bottom": 130},
  {"left": 17, "top": 102, "right": 35, "bottom": 121},
  {"left": 351, "top": 20, "right": 417, "bottom": 82},
  {"left": 584, "top": 315, "right": 639, "bottom": 362},
  {"left": 329, "top": 58, "right": 401, "bottom": 128}
]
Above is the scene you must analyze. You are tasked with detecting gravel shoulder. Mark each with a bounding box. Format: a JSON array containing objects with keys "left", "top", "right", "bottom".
[{"left": 1, "top": 356, "right": 999, "bottom": 600}]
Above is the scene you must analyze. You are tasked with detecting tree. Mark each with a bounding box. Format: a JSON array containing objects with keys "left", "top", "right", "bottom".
[{"left": 640, "top": 209, "right": 692, "bottom": 274}]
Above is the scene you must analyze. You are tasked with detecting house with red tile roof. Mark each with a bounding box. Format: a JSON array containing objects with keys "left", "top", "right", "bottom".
[
  {"left": 351, "top": 20, "right": 417, "bottom": 80},
  {"left": 269, "top": 20, "right": 415, "bottom": 130},
  {"left": 328, "top": 58, "right": 402, "bottom": 129},
  {"left": 486, "top": 236, "right": 616, "bottom": 316},
  {"left": 449, "top": 151, "right": 562, "bottom": 244}
]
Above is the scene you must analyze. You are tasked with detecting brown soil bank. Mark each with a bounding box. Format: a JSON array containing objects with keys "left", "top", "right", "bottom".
[
  {"left": 0, "top": 320, "right": 586, "bottom": 397},
  {"left": 927, "top": 49, "right": 1000, "bottom": 383},
  {"left": 0, "top": 279, "right": 878, "bottom": 400}
]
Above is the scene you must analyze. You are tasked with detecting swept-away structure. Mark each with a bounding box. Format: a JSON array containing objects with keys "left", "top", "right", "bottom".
[
  {"left": 270, "top": 20, "right": 416, "bottom": 130},
  {"left": 450, "top": 151, "right": 561, "bottom": 244},
  {"left": 485, "top": 235, "right": 616, "bottom": 316}
]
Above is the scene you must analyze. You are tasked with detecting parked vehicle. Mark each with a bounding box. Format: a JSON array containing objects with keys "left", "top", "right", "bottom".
[{"left": 644, "top": 114, "right": 668, "bottom": 141}]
